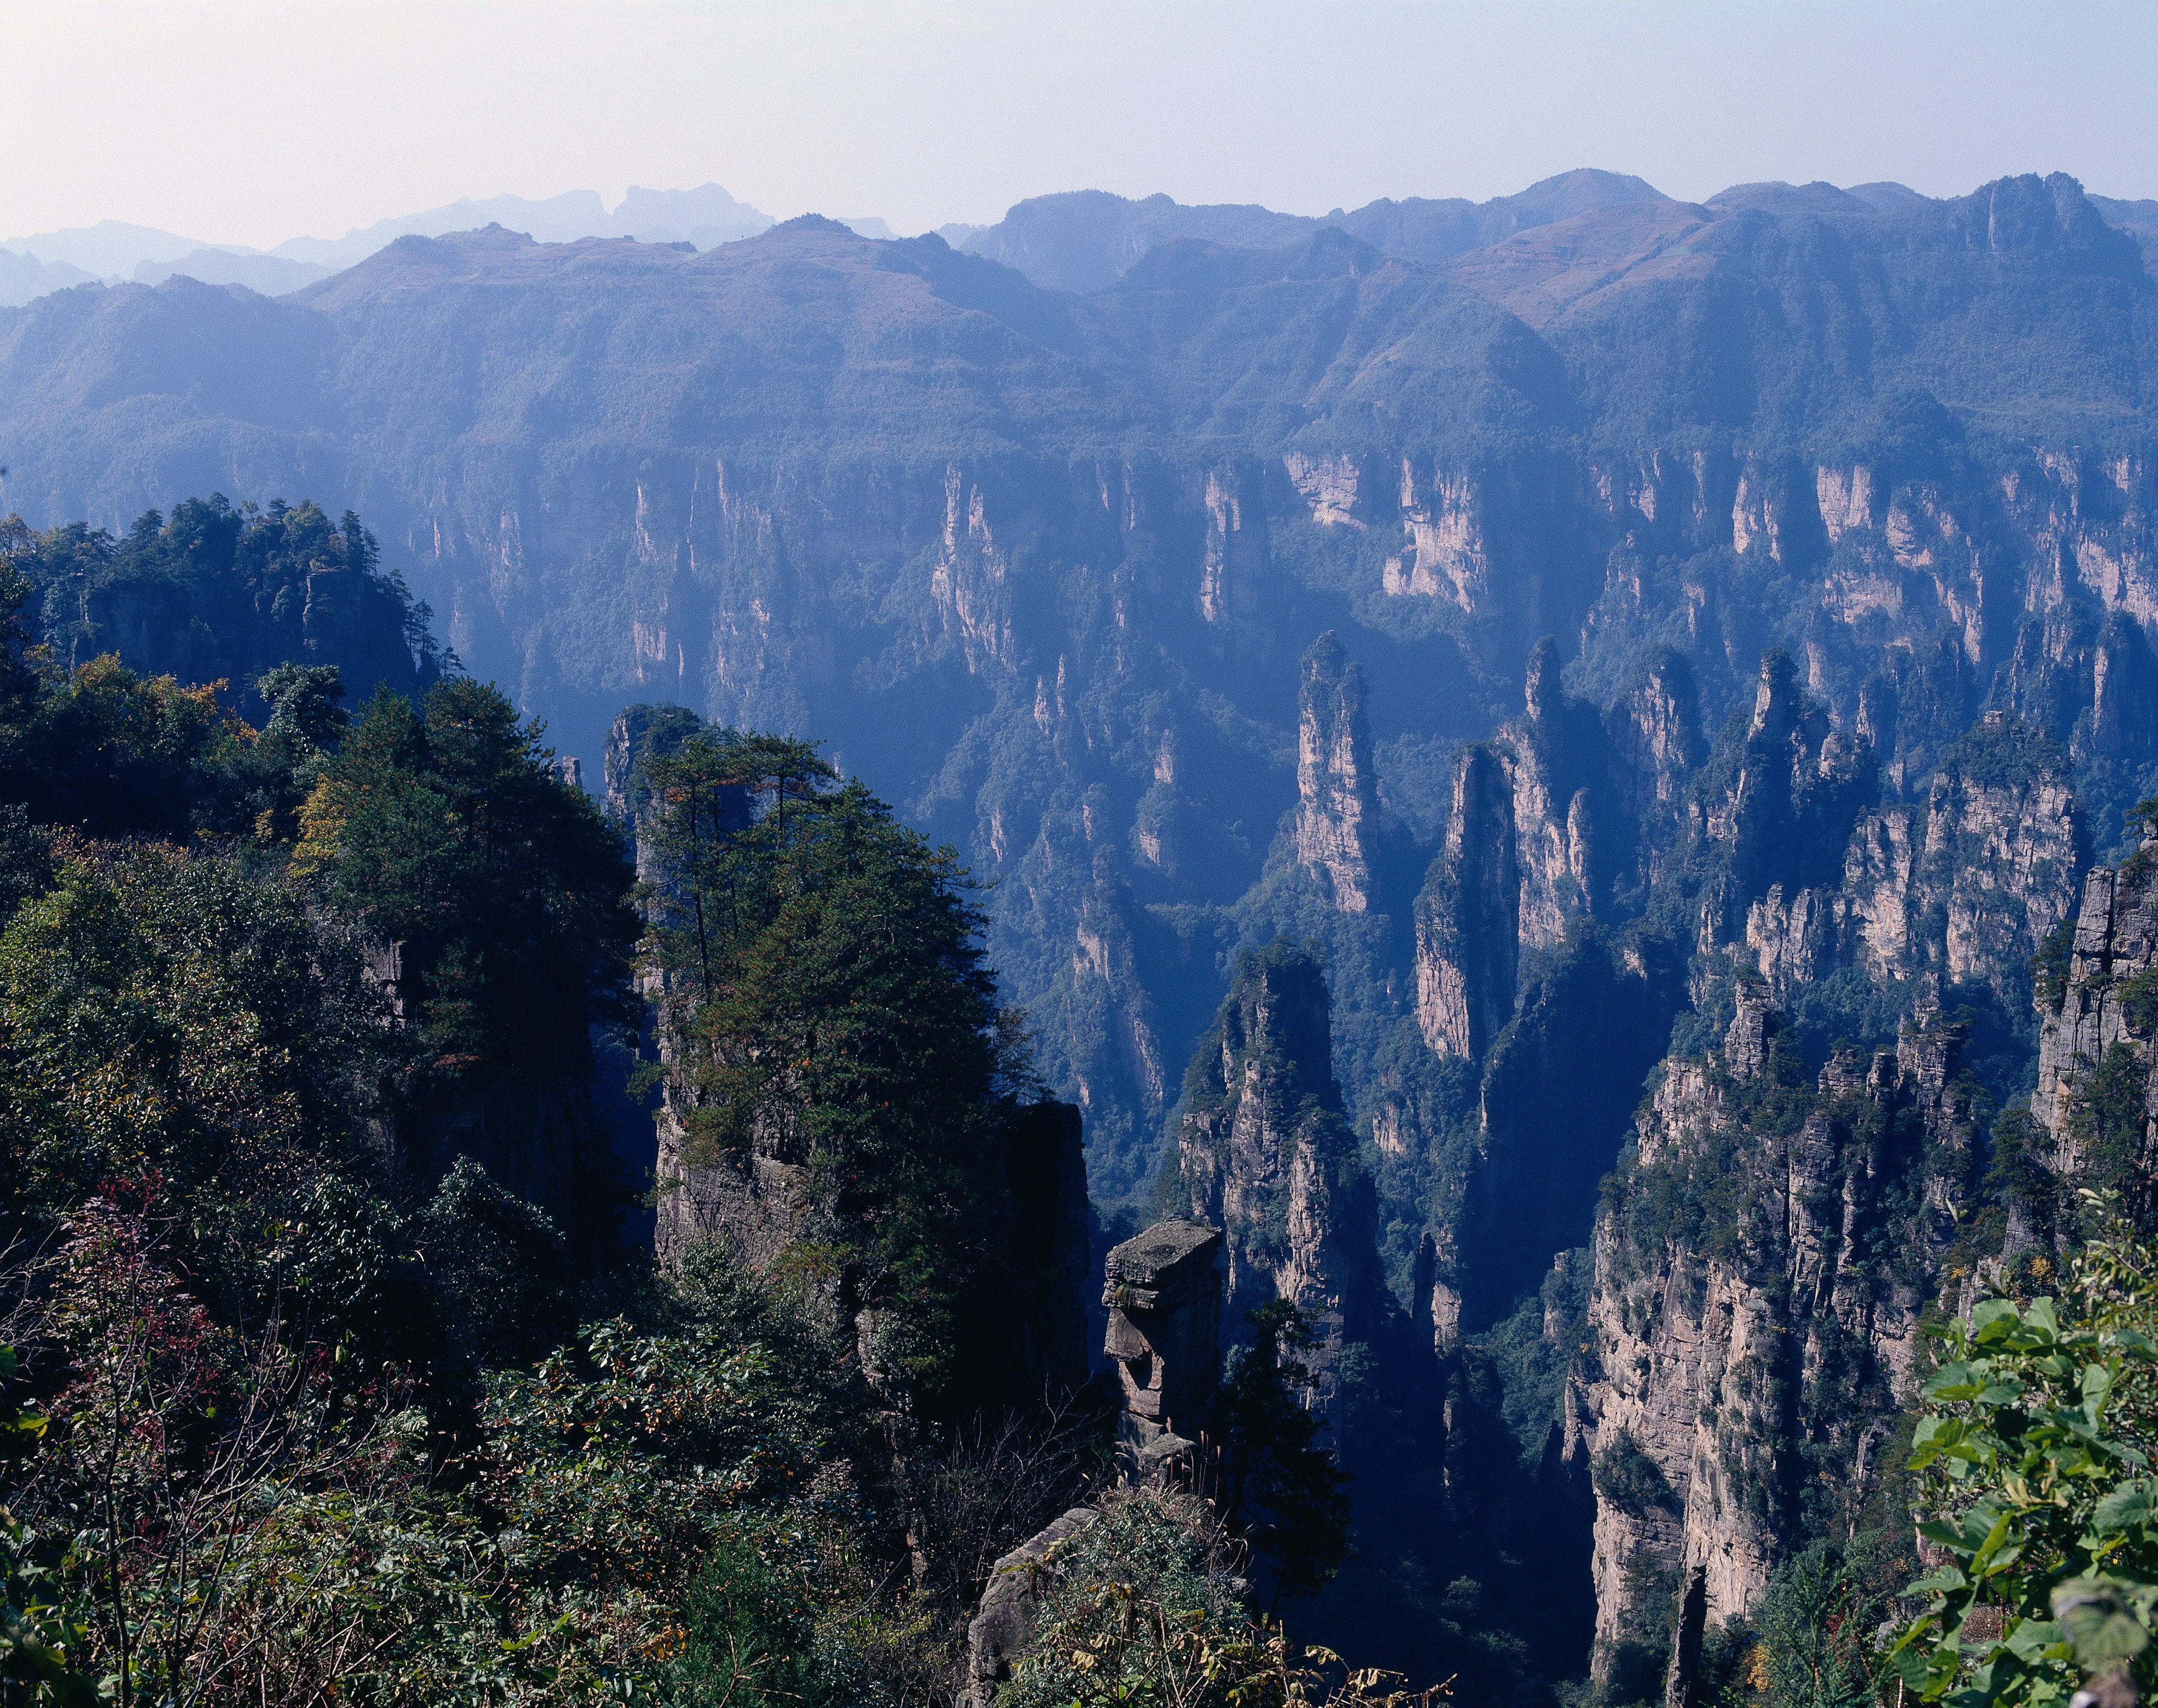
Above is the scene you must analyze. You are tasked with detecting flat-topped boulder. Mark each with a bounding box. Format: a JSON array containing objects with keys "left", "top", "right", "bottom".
[
  {"left": 1103, "top": 1219, "right": 1223, "bottom": 1308},
  {"left": 1102, "top": 1219, "right": 1223, "bottom": 1454}
]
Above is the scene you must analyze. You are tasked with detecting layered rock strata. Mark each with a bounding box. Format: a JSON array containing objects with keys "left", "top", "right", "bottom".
[
  {"left": 1742, "top": 713, "right": 2083, "bottom": 1003},
  {"left": 1102, "top": 1219, "right": 1225, "bottom": 1474},
  {"left": 2030, "top": 852, "right": 2158, "bottom": 1206},
  {"left": 1294, "top": 633, "right": 1382, "bottom": 913}
]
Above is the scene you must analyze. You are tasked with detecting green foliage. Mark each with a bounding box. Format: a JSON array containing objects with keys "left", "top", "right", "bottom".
[
  {"left": 1219, "top": 1301, "right": 1355, "bottom": 1614},
  {"left": 15, "top": 655, "right": 257, "bottom": 839},
  {"left": 999, "top": 1485, "right": 1246, "bottom": 1708},
  {"left": 2033, "top": 919, "right": 2078, "bottom": 1017},
  {"left": 2123, "top": 800, "right": 2158, "bottom": 882},
  {"left": 2070, "top": 1046, "right": 2156, "bottom": 1225},
  {"left": 417, "top": 1157, "right": 572, "bottom": 1371},
  {"left": 638, "top": 727, "right": 1024, "bottom": 1399},
  {"left": 0, "top": 840, "right": 388, "bottom": 1221},
  {"left": 2118, "top": 969, "right": 2158, "bottom": 1041},
  {"left": 1593, "top": 1430, "right": 1679, "bottom": 1518},
  {"left": 999, "top": 1484, "right": 1438, "bottom": 1708},
  {"left": 1751, "top": 1542, "right": 1886, "bottom": 1708},
  {"left": 1888, "top": 1211, "right": 2158, "bottom": 1708},
  {"left": 660, "top": 1524, "right": 881, "bottom": 1707},
  {"left": 296, "top": 677, "right": 637, "bottom": 1088},
  {"left": 3, "top": 497, "right": 444, "bottom": 714}
]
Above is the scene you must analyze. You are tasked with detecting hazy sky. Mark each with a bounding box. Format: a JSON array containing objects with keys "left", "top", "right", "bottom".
[{"left": 4, "top": 0, "right": 2155, "bottom": 249}]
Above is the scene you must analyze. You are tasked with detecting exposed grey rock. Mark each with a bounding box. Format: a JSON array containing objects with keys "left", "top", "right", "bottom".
[
  {"left": 963, "top": 1504, "right": 1102, "bottom": 1708},
  {"left": 1176, "top": 947, "right": 1379, "bottom": 1400},
  {"left": 1415, "top": 742, "right": 1518, "bottom": 1060},
  {"left": 1741, "top": 712, "right": 2083, "bottom": 1005},
  {"left": 1577, "top": 997, "right": 1978, "bottom": 1673},
  {"left": 1294, "top": 633, "right": 1381, "bottom": 913},
  {"left": 1103, "top": 1218, "right": 1224, "bottom": 1458},
  {"left": 2031, "top": 855, "right": 2157, "bottom": 1194}
]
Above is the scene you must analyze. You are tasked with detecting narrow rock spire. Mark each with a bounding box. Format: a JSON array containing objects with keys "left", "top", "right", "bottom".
[{"left": 1294, "top": 632, "right": 1381, "bottom": 912}]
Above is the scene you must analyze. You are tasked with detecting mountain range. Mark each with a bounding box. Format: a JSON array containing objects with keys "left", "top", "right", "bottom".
[
  {"left": 4, "top": 159, "right": 2158, "bottom": 1687},
  {"left": 18, "top": 163, "right": 2158, "bottom": 310},
  {"left": 0, "top": 181, "right": 781, "bottom": 303}
]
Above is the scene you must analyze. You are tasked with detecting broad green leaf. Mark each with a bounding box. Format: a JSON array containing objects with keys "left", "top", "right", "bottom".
[
  {"left": 2091, "top": 1481, "right": 2157, "bottom": 1537},
  {"left": 2052, "top": 1579, "right": 2153, "bottom": 1667}
]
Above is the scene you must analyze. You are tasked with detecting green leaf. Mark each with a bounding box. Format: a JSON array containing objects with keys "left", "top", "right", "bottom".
[
  {"left": 2052, "top": 1579, "right": 2154, "bottom": 1667},
  {"left": 2092, "top": 1481, "right": 2157, "bottom": 1538},
  {"left": 2004, "top": 1618, "right": 2065, "bottom": 1662}
]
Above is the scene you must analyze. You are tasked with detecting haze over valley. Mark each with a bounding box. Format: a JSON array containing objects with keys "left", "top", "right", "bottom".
[{"left": 6, "top": 6, "right": 2158, "bottom": 1700}]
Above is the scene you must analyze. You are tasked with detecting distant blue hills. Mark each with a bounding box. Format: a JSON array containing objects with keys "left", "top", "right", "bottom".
[{"left": 10, "top": 167, "right": 2158, "bottom": 309}]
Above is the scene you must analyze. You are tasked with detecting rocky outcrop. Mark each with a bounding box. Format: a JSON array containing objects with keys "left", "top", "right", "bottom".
[
  {"left": 1991, "top": 602, "right": 2158, "bottom": 768},
  {"left": 1574, "top": 994, "right": 1980, "bottom": 1676},
  {"left": 1859, "top": 635, "right": 1978, "bottom": 799},
  {"left": 1102, "top": 1219, "right": 1225, "bottom": 1473},
  {"left": 1693, "top": 651, "right": 1877, "bottom": 952},
  {"left": 652, "top": 1090, "right": 1093, "bottom": 1403},
  {"left": 2029, "top": 853, "right": 2158, "bottom": 1210},
  {"left": 1606, "top": 650, "right": 1707, "bottom": 894},
  {"left": 1742, "top": 713, "right": 2082, "bottom": 1005},
  {"left": 603, "top": 702, "right": 736, "bottom": 885},
  {"left": 1504, "top": 639, "right": 1617, "bottom": 947},
  {"left": 1413, "top": 644, "right": 1703, "bottom": 1066},
  {"left": 1199, "top": 464, "right": 1270, "bottom": 625},
  {"left": 1177, "top": 944, "right": 1379, "bottom": 1357},
  {"left": 626, "top": 699, "right": 1095, "bottom": 1405},
  {"left": 1414, "top": 743, "right": 1519, "bottom": 1061},
  {"left": 1294, "top": 634, "right": 1382, "bottom": 913},
  {"left": 965, "top": 1505, "right": 1102, "bottom": 1708}
]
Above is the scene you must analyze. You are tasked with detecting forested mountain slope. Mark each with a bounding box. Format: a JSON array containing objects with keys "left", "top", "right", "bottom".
[
  {"left": 1, "top": 164, "right": 2156, "bottom": 1700},
  {"left": 1, "top": 170, "right": 2151, "bottom": 1198}
]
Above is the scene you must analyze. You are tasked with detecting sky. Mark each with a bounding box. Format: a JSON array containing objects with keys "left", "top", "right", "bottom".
[{"left": 4, "top": 0, "right": 2157, "bottom": 250}]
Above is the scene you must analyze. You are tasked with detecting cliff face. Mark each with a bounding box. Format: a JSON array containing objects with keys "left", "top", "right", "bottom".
[
  {"left": 1445, "top": 929, "right": 1687, "bottom": 1338},
  {"left": 7, "top": 187, "right": 2158, "bottom": 1212},
  {"left": 2029, "top": 853, "right": 2158, "bottom": 1208},
  {"left": 12, "top": 500, "right": 440, "bottom": 725},
  {"left": 1414, "top": 743, "right": 1518, "bottom": 1061},
  {"left": 1294, "top": 634, "right": 1383, "bottom": 914},
  {"left": 1177, "top": 943, "right": 1380, "bottom": 1368},
  {"left": 1574, "top": 995, "right": 1979, "bottom": 1677},
  {"left": 1410, "top": 644, "right": 1704, "bottom": 1069},
  {"left": 1692, "top": 651, "right": 1878, "bottom": 954},
  {"left": 1743, "top": 713, "right": 2083, "bottom": 1006},
  {"left": 614, "top": 703, "right": 1095, "bottom": 1406}
]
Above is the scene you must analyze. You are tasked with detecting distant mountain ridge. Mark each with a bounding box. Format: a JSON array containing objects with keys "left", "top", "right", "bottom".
[
  {"left": 955, "top": 168, "right": 1672, "bottom": 291},
  {"left": 11, "top": 167, "right": 2154, "bottom": 311},
  {"left": 0, "top": 183, "right": 781, "bottom": 303}
]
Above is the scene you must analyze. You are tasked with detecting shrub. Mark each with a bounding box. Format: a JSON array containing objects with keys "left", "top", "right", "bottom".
[{"left": 1887, "top": 1204, "right": 2158, "bottom": 1708}]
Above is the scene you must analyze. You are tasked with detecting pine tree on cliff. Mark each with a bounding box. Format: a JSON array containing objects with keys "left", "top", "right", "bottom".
[
  {"left": 293, "top": 676, "right": 638, "bottom": 1089},
  {"left": 1218, "top": 1297, "right": 1353, "bottom": 1615},
  {"left": 636, "top": 727, "right": 1036, "bottom": 1399}
]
